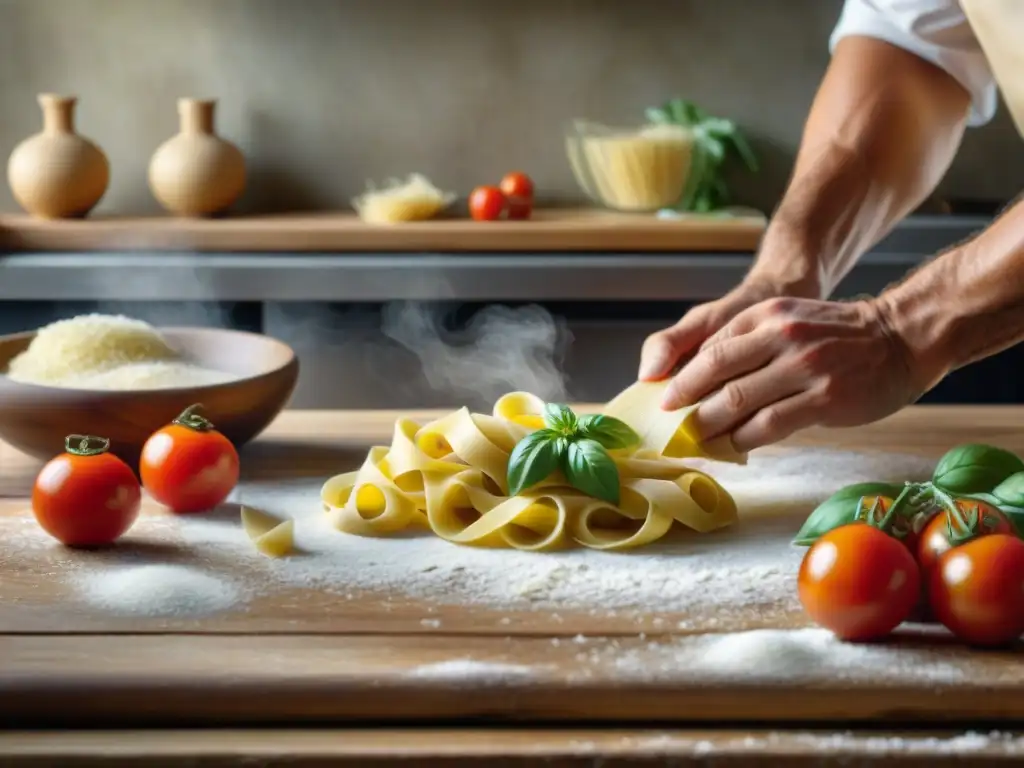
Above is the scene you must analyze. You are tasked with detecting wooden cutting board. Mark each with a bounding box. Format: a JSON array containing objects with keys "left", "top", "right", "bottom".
[
  {"left": 3, "top": 405, "right": 1024, "bottom": 728},
  {"left": 0, "top": 208, "right": 766, "bottom": 253}
]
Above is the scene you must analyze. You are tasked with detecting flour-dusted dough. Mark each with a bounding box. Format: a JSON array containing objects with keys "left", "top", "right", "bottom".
[
  {"left": 321, "top": 385, "right": 738, "bottom": 552},
  {"left": 241, "top": 506, "right": 295, "bottom": 558},
  {"left": 603, "top": 380, "right": 748, "bottom": 465}
]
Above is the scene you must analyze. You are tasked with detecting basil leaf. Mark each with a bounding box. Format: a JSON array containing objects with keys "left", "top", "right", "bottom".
[
  {"left": 728, "top": 130, "right": 759, "bottom": 172},
  {"left": 667, "top": 98, "right": 690, "bottom": 125},
  {"left": 645, "top": 107, "right": 671, "bottom": 124},
  {"left": 543, "top": 403, "right": 577, "bottom": 433},
  {"left": 700, "top": 135, "right": 727, "bottom": 163},
  {"left": 961, "top": 491, "right": 1024, "bottom": 537},
  {"left": 577, "top": 414, "right": 640, "bottom": 450},
  {"left": 992, "top": 471, "right": 1024, "bottom": 508},
  {"left": 563, "top": 438, "right": 621, "bottom": 505},
  {"left": 932, "top": 444, "right": 1024, "bottom": 495},
  {"left": 507, "top": 429, "right": 563, "bottom": 496},
  {"left": 1004, "top": 509, "right": 1024, "bottom": 539},
  {"left": 701, "top": 117, "right": 734, "bottom": 135},
  {"left": 792, "top": 482, "right": 903, "bottom": 546}
]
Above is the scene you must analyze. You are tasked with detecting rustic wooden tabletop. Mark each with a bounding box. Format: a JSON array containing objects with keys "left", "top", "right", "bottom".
[{"left": 2, "top": 405, "right": 1024, "bottom": 766}]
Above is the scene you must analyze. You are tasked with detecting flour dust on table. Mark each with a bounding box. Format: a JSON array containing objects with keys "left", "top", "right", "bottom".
[
  {"left": 4, "top": 447, "right": 933, "bottom": 622},
  {"left": 81, "top": 563, "right": 242, "bottom": 618}
]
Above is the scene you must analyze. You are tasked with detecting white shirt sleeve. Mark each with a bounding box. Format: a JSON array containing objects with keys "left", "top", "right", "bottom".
[{"left": 830, "top": 0, "right": 997, "bottom": 126}]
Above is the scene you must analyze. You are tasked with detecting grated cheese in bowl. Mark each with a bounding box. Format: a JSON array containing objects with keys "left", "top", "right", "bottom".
[{"left": 5, "top": 314, "right": 235, "bottom": 390}]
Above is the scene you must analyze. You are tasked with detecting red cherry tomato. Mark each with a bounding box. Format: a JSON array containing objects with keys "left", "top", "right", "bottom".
[
  {"left": 856, "top": 494, "right": 920, "bottom": 551},
  {"left": 506, "top": 196, "right": 534, "bottom": 220},
  {"left": 929, "top": 533, "right": 1024, "bottom": 647},
  {"left": 499, "top": 172, "right": 535, "bottom": 220},
  {"left": 798, "top": 523, "right": 920, "bottom": 641},
  {"left": 499, "top": 171, "right": 535, "bottom": 200},
  {"left": 469, "top": 186, "right": 506, "bottom": 221},
  {"left": 32, "top": 435, "right": 141, "bottom": 547},
  {"left": 917, "top": 499, "right": 1012, "bottom": 576},
  {"left": 140, "top": 404, "right": 240, "bottom": 514}
]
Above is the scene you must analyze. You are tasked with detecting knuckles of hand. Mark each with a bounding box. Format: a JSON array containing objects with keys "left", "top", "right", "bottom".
[
  {"left": 817, "top": 374, "right": 843, "bottom": 405},
  {"left": 795, "top": 341, "right": 831, "bottom": 375},
  {"left": 763, "top": 296, "right": 798, "bottom": 316},
  {"left": 701, "top": 339, "right": 731, "bottom": 371},
  {"left": 720, "top": 381, "right": 749, "bottom": 413},
  {"left": 753, "top": 404, "right": 786, "bottom": 435},
  {"left": 778, "top": 318, "right": 817, "bottom": 343}
]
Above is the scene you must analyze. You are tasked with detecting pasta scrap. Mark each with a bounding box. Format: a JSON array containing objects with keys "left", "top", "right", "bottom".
[
  {"left": 241, "top": 505, "right": 295, "bottom": 558},
  {"left": 321, "top": 387, "right": 742, "bottom": 552}
]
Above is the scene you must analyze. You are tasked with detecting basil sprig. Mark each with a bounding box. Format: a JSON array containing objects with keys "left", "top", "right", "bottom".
[
  {"left": 931, "top": 444, "right": 1024, "bottom": 496},
  {"left": 506, "top": 403, "right": 640, "bottom": 505},
  {"left": 793, "top": 443, "right": 1024, "bottom": 546},
  {"left": 645, "top": 97, "right": 759, "bottom": 213},
  {"left": 792, "top": 482, "right": 904, "bottom": 546}
]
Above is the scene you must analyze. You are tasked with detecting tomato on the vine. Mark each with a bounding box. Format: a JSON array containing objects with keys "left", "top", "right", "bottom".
[
  {"left": 916, "top": 499, "right": 1012, "bottom": 576},
  {"left": 856, "top": 493, "right": 927, "bottom": 552},
  {"left": 929, "top": 533, "right": 1024, "bottom": 647},
  {"left": 798, "top": 523, "right": 920, "bottom": 641},
  {"left": 140, "top": 404, "right": 240, "bottom": 514},
  {"left": 469, "top": 186, "right": 506, "bottom": 221},
  {"left": 32, "top": 435, "right": 141, "bottom": 547}
]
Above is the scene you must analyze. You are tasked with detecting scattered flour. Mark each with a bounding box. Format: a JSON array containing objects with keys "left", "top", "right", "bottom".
[
  {"left": 217, "top": 448, "right": 933, "bottom": 616},
  {"left": 6, "top": 448, "right": 934, "bottom": 621},
  {"left": 571, "top": 730, "right": 1024, "bottom": 756},
  {"left": 405, "top": 659, "right": 539, "bottom": 681},
  {"left": 78, "top": 564, "right": 242, "bottom": 618},
  {"left": 607, "top": 628, "right": 966, "bottom": 683}
]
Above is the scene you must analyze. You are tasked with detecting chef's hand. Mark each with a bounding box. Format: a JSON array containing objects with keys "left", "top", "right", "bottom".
[
  {"left": 638, "top": 278, "right": 788, "bottom": 382},
  {"left": 657, "top": 297, "right": 923, "bottom": 452}
]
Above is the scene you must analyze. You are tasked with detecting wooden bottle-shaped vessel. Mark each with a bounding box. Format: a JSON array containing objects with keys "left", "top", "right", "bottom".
[
  {"left": 148, "top": 98, "right": 246, "bottom": 217},
  {"left": 7, "top": 94, "right": 110, "bottom": 219}
]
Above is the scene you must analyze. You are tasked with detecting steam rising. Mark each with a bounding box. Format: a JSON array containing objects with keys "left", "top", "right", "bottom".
[
  {"left": 381, "top": 302, "right": 571, "bottom": 406},
  {"left": 29, "top": 226, "right": 574, "bottom": 410}
]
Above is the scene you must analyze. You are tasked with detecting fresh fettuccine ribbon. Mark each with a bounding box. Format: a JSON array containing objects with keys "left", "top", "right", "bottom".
[{"left": 321, "top": 382, "right": 745, "bottom": 552}]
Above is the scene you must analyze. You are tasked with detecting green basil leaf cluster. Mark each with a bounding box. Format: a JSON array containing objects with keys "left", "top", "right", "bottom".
[
  {"left": 932, "top": 444, "right": 1024, "bottom": 495},
  {"left": 645, "top": 97, "right": 759, "bottom": 213},
  {"left": 792, "top": 482, "right": 903, "bottom": 546},
  {"left": 992, "top": 472, "right": 1024, "bottom": 508},
  {"left": 506, "top": 403, "right": 641, "bottom": 505},
  {"left": 965, "top": 471, "right": 1024, "bottom": 537},
  {"left": 792, "top": 443, "right": 1024, "bottom": 546}
]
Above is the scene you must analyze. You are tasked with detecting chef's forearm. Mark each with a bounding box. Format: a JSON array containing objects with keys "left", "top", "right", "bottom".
[
  {"left": 876, "top": 198, "right": 1024, "bottom": 391},
  {"left": 751, "top": 36, "right": 971, "bottom": 298}
]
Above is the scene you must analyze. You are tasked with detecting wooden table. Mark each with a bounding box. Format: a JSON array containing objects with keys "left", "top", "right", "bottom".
[{"left": 3, "top": 405, "right": 1024, "bottom": 766}]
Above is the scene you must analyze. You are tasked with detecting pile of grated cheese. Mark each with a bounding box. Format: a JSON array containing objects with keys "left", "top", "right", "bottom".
[{"left": 5, "top": 313, "right": 233, "bottom": 390}]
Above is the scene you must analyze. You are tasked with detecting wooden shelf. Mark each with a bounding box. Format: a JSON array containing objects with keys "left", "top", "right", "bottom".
[{"left": 0, "top": 208, "right": 766, "bottom": 253}]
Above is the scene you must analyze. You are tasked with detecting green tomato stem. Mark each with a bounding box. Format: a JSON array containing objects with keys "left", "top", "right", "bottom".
[
  {"left": 172, "top": 403, "right": 215, "bottom": 433},
  {"left": 65, "top": 434, "right": 110, "bottom": 457},
  {"left": 925, "top": 482, "right": 971, "bottom": 531}
]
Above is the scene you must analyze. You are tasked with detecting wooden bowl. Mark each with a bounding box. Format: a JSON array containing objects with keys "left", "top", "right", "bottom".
[{"left": 0, "top": 327, "right": 299, "bottom": 465}]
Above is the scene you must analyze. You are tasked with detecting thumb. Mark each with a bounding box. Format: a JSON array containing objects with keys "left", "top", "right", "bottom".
[{"left": 638, "top": 312, "right": 713, "bottom": 381}]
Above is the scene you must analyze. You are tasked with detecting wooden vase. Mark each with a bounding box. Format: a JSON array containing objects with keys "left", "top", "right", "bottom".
[
  {"left": 6, "top": 94, "right": 110, "bottom": 219},
  {"left": 148, "top": 98, "right": 246, "bottom": 217}
]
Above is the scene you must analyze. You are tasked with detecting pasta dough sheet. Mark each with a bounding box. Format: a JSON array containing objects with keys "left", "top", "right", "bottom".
[
  {"left": 603, "top": 380, "right": 748, "bottom": 465},
  {"left": 321, "top": 384, "right": 743, "bottom": 552}
]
